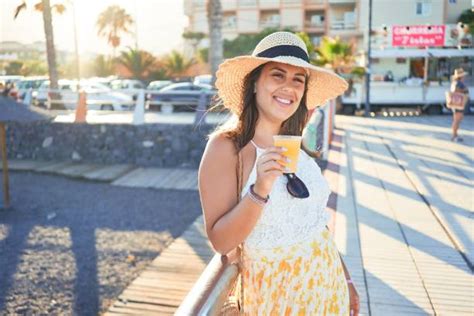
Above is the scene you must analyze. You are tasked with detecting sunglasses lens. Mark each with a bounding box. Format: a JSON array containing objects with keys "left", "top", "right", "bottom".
[{"left": 285, "top": 173, "right": 310, "bottom": 199}]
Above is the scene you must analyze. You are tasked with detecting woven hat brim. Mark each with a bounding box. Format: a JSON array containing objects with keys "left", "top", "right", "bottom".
[{"left": 215, "top": 55, "right": 348, "bottom": 114}]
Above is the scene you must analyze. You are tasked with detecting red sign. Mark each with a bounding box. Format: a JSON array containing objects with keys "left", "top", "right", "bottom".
[{"left": 392, "top": 25, "right": 446, "bottom": 47}]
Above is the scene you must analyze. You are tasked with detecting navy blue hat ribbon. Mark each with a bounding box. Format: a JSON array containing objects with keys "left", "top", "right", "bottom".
[{"left": 256, "top": 45, "right": 309, "bottom": 63}]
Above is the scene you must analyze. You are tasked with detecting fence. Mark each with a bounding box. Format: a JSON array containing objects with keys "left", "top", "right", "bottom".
[{"left": 21, "top": 88, "right": 212, "bottom": 125}]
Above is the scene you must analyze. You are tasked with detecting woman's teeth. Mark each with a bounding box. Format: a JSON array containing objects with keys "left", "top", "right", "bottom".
[{"left": 275, "top": 96, "right": 292, "bottom": 105}]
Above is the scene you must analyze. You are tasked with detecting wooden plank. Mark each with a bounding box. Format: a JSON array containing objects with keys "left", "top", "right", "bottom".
[
  {"left": 147, "top": 169, "right": 177, "bottom": 188},
  {"left": 35, "top": 161, "right": 75, "bottom": 173},
  {"left": 161, "top": 169, "right": 189, "bottom": 189},
  {"left": 0, "top": 160, "right": 55, "bottom": 171},
  {"left": 56, "top": 163, "right": 102, "bottom": 177},
  {"left": 112, "top": 168, "right": 147, "bottom": 186},
  {"left": 82, "top": 164, "right": 136, "bottom": 182}
]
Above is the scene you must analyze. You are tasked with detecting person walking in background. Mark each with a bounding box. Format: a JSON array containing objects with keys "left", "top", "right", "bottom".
[
  {"left": 450, "top": 68, "right": 469, "bottom": 142},
  {"left": 199, "top": 32, "right": 359, "bottom": 315}
]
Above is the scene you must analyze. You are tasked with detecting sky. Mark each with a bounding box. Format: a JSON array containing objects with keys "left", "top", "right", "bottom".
[{"left": 0, "top": 0, "right": 189, "bottom": 56}]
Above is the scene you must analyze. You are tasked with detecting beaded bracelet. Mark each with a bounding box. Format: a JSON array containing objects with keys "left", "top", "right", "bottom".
[
  {"left": 249, "top": 184, "right": 269, "bottom": 204},
  {"left": 247, "top": 191, "right": 266, "bottom": 206}
]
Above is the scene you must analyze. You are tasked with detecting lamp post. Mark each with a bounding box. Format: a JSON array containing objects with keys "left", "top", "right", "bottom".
[
  {"left": 70, "top": 0, "right": 80, "bottom": 90},
  {"left": 364, "top": 0, "right": 373, "bottom": 117}
]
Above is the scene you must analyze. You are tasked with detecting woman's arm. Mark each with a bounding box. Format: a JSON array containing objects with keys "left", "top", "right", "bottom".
[{"left": 198, "top": 134, "right": 264, "bottom": 255}]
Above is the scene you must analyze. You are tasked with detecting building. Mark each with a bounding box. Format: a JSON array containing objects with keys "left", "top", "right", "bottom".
[
  {"left": 0, "top": 41, "right": 71, "bottom": 65},
  {"left": 184, "top": 0, "right": 472, "bottom": 81}
]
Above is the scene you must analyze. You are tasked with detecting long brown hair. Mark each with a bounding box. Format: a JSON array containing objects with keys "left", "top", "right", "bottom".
[{"left": 212, "top": 63, "right": 310, "bottom": 152}]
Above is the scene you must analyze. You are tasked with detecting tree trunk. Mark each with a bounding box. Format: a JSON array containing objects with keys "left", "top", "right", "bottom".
[
  {"left": 41, "top": 0, "right": 61, "bottom": 108},
  {"left": 207, "top": 0, "right": 223, "bottom": 86}
]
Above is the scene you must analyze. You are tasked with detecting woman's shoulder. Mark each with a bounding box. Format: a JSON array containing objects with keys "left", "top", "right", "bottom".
[
  {"left": 201, "top": 133, "right": 237, "bottom": 167},
  {"left": 206, "top": 132, "right": 236, "bottom": 154}
]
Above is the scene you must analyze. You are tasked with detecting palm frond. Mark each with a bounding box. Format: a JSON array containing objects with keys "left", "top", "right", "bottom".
[{"left": 13, "top": 1, "right": 27, "bottom": 19}]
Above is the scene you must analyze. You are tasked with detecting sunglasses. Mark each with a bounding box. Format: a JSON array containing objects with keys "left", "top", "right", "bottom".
[{"left": 284, "top": 173, "right": 309, "bottom": 199}]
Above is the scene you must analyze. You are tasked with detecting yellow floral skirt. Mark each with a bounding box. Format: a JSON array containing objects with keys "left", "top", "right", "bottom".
[{"left": 241, "top": 228, "right": 349, "bottom": 315}]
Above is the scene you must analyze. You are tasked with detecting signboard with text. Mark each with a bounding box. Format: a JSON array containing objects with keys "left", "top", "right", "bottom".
[{"left": 392, "top": 25, "right": 446, "bottom": 47}]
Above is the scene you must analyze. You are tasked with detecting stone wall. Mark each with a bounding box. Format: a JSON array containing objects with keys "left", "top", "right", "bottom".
[{"left": 6, "top": 122, "right": 215, "bottom": 168}]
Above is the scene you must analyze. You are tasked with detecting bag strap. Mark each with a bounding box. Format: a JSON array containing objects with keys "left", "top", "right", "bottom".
[{"left": 236, "top": 149, "right": 244, "bottom": 313}]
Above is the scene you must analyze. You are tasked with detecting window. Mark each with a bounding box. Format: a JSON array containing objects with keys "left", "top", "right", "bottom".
[{"left": 416, "top": 1, "right": 432, "bottom": 16}]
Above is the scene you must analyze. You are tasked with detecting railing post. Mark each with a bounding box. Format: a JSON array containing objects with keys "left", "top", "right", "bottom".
[
  {"left": 194, "top": 90, "right": 207, "bottom": 126},
  {"left": 23, "top": 88, "right": 33, "bottom": 107},
  {"left": 322, "top": 102, "right": 331, "bottom": 160},
  {"left": 133, "top": 89, "right": 145, "bottom": 125}
]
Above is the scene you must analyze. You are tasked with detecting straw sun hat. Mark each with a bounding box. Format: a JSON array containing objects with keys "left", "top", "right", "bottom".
[
  {"left": 452, "top": 68, "right": 467, "bottom": 80},
  {"left": 215, "top": 31, "right": 348, "bottom": 114}
]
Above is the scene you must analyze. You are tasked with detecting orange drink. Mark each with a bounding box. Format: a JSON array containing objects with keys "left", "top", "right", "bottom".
[{"left": 273, "top": 135, "right": 302, "bottom": 173}]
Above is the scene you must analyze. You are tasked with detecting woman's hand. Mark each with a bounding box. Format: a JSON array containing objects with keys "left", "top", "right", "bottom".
[
  {"left": 348, "top": 281, "right": 360, "bottom": 316},
  {"left": 253, "top": 146, "right": 287, "bottom": 197}
]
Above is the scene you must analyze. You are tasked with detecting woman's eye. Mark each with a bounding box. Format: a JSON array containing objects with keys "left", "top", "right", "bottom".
[
  {"left": 273, "top": 73, "right": 284, "bottom": 79},
  {"left": 294, "top": 78, "right": 305, "bottom": 84}
]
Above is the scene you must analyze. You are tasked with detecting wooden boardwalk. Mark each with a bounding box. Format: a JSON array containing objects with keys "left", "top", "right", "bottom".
[
  {"left": 334, "top": 115, "right": 473, "bottom": 315},
  {"left": 2, "top": 160, "right": 197, "bottom": 190},
  {"left": 105, "top": 217, "right": 213, "bottom": 315}
]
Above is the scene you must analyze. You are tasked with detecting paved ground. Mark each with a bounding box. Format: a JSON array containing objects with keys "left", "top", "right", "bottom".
[{"left": 0, "top": 171, "right": 201, "bottom": 315}]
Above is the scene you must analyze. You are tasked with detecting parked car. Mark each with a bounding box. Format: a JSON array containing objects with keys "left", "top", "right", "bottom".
[
  {"left": 147, "top": 80, "right": 172, "bottom": 91},
  {"left": 35, "top": 80, "right": 134, "bottom": 111},
  {"left": 16, "top": 76, "right": 48, "bottom": 100},
  {"left": 110, "top": 79, "right": 145, "bottom": 100},
  {"left": 193, "top": 74, "right": 212, "bottom": 86},
  {"left": 148, "top": 82, "right": 217, "bottom": 113}
]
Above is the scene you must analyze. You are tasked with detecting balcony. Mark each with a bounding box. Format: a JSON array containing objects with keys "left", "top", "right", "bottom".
[
  {"left": 305, "top": 0, "right": 326, "bottom": 5},
  {"left": 281, "top": 0, "right": 302, "bottom": 5},
  {"left": 259, "top": 0, "right": 280, "bottom": 9},
  {"left": 328, "top": 0, "right": 356, "bottom": 4},
  {"left": 330, "top": 11, "right": 355, "bottom": 30},
  {"left": 330, "top": 20, "right": 356, "bottom": 30},
  {"left": 238, "top": 0, "right": 257, "bottom": 7},
  {"left": 305, "top": 13, "right": 326, "bottom": 33},
  {"left": 260, "top": 20, "right": 281, "bottom": 29}
]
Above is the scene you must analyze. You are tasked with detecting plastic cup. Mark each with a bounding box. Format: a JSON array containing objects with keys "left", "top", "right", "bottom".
[{"left": 273, "top": 135, "right": 302, "bottom": 173}]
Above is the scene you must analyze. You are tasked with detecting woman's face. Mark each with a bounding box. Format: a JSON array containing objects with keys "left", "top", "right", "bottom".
[{"left": 254, "top": 62, "right": 307, "bottom": 124}]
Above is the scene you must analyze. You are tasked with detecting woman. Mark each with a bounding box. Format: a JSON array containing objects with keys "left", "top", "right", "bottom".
[
  {"left": 450, "top": 68, "right": 469, "bottom": 142},
  {"left": 199, "top": 32, "right": 359, "bottom": 315}
]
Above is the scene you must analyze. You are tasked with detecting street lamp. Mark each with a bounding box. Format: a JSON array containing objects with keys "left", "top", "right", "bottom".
[
  {"left": 364, "top": 0, "right": 373, "bottom": 117},
  {"left": 69, "top": 0, "right": 80, "bottom": 90}
]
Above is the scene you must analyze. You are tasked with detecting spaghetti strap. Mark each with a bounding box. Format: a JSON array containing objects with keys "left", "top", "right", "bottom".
[{"left": 250, "top": 140, "right": 263, "bottom": 151}]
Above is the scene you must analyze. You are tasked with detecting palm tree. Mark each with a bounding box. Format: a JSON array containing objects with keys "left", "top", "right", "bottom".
[
  {"left": 96, "top": 5, "right": 134, "bottom": 57},
  {"left": 117, "top": 47, "right": 156, "bottom": 80},
  {"left": 314, "top": 36, "right": 363, "bottom": 113},
  {"left": 206, "top": 0, "right": 223, "bottom": 85},
  {"left": 162, "top": 51, "right": 194, "bottom": 78},
  {"left": 93, "top": 55, "right": 115, "bottom": 77},
  {"left": 314, "top": 36, "right": 356, "bottom": 74},
  {"left": 14, "top": 0, "right": 65, "bottom": 92}
]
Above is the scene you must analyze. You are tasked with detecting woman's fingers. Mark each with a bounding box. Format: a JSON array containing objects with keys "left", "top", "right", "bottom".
[
  {"left": 261, "top": 162, "right": 285, "bottom": 174},
  {"left": 259, "top": 152, "right": 288, "bottom": 164}
]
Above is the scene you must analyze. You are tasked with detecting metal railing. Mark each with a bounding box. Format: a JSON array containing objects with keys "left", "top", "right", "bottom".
[
  {"left": 21, "top": 88, "right": 215, "bottom": 125},
  {"left": 175, "top": 251, "right": 240, "bottom": 316}
]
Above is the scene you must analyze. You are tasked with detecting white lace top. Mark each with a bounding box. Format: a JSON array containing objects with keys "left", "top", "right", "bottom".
[{"left": 241, "top": 141, "right": 331, "bottom": 256}]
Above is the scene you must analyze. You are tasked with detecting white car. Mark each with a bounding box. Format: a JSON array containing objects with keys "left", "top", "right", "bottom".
[{"left": 35, "top": 80, "right": 134, "bottom": 111}]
